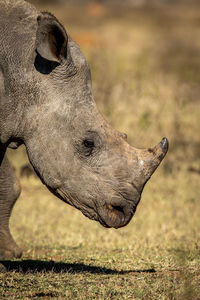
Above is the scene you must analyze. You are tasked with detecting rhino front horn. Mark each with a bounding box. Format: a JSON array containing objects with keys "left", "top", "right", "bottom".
[{"left": 138, "top": 137, "right": 169, "bottom": 181}]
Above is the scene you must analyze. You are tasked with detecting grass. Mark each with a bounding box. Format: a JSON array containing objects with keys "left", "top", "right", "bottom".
[{"left": 1, "top": 1, "right": 200, "bottom": 299}]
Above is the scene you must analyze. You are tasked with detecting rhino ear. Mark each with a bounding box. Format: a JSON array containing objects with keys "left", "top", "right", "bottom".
[{"left": 36, "top": 12, "right": 68, "bottom": 63}]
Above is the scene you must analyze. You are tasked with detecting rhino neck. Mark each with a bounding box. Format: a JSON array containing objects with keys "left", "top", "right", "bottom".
[
  {"left": 0, "top": 1, "right": 39, "bottom": 147},
  {"left": 1, "top": 0, "right": 38, "bottom": 19}
]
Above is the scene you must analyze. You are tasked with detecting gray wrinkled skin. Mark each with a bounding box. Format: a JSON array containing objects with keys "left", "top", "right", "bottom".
[{"left": 0, "top": 0, "right": 168, "bottom": 259}]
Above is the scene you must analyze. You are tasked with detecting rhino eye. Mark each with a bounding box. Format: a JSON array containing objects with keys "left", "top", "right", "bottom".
[
  {"left": 82, "top": 139, "right": 95, "bottom": 157},
  {"left": 83, "top": 139, "right": 95, "bottom": 148},
  {"left": 75, "top": 131, "right": 100, "bottom": 159}
]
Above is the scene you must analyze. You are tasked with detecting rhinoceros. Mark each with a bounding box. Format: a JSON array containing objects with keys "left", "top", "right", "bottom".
[{"left": 0, "top": 0, "right": 168, "bottom": 259}]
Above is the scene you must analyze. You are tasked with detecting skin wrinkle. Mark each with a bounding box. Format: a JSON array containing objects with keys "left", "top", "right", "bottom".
[
  {"left": 57, "top": 187, "right": 98, "bottom": 221},
  {"left": 58, "top": 176, "right": 113, "bottom": 226}
]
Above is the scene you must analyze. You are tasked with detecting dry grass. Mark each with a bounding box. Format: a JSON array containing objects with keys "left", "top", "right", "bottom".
[{"left": 0, "top": 1, "right": 200, "bottom": 299}]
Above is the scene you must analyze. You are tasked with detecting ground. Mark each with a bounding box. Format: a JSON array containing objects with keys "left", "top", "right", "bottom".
[{"left": 0, "top": 1, "right": 200, "bottom": 299}]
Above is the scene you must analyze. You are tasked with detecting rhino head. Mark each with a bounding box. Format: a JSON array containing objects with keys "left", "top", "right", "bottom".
[{"left": 0, "top": 7, "right": 168, "bottom": 229}]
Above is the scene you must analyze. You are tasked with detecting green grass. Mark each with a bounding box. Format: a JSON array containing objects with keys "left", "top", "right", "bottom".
[{"left": 1, "top": 1, "right": 200, "bottom": 299}]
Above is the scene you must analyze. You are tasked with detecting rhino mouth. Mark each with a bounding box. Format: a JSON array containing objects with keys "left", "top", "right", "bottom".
[
  {"left": 54, "top": 187, "right": 138, "bottom": 229},
  {"left": 96, "top": 199, "right": 137, "bottom": 229}
]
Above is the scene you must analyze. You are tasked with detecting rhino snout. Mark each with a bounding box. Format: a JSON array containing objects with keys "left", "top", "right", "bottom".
[{"left": 97, "top": 197, "right": 137, "bottom": 229}]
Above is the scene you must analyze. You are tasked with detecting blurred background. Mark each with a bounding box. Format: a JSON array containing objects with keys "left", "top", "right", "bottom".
[{"left": 7, "top": 0, "right": 200, "bottom": 256}]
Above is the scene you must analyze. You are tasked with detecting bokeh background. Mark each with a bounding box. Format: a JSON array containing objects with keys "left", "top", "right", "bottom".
[{"left": 3, "top": 0, "right": 200, "bottom": 298}]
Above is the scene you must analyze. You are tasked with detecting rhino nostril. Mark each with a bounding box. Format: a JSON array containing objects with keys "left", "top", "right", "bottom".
[
  {"left": 102, "top": 204, "right": 133, "bottom": 228},
  {"left": 111, "top": 205, "right": 124, "bottom": 214},
  {"left": 108, "top": 204, "right": 126, "bottom": 218}
]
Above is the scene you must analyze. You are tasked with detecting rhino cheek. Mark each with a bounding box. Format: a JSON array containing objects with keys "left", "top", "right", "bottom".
[{"left": 24, "top": 133, "right": 69, "bottom": 190}]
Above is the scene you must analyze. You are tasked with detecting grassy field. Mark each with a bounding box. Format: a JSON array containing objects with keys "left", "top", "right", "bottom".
[{"left": 1, "top": 1, "right": 200, "bottom": 299}]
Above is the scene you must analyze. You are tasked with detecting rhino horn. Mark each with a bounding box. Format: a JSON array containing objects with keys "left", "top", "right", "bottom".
[{"left": 136, "top": 137, "right": 168, "bottom": 182}]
